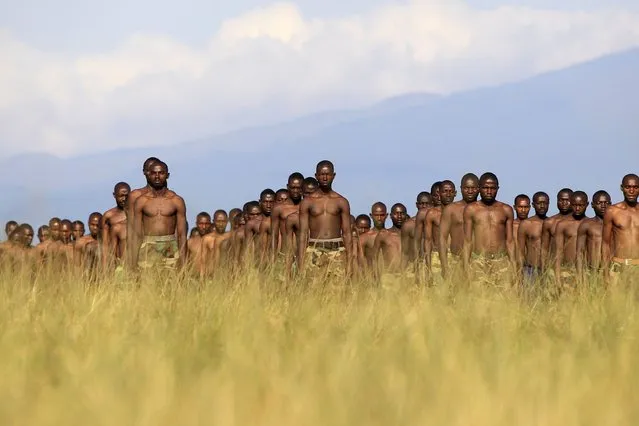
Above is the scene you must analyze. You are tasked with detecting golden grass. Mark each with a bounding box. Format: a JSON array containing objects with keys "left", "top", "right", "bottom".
[{"left": 0, "top": 263, "right": 638, "bottom": 425}]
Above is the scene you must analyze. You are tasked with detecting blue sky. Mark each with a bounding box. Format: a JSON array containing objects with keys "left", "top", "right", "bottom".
[{"left": 2, "top": 0, "right": 639, "bottom": 157}]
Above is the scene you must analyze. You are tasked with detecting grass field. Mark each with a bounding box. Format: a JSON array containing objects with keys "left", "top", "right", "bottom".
[{"left": 0, "top": 264, "right": 638, "bottom": 425}]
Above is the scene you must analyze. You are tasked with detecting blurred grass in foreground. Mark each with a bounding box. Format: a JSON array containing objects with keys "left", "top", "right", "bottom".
[{"left": 0, "top": 263, "right": 638, "bottom": 426}]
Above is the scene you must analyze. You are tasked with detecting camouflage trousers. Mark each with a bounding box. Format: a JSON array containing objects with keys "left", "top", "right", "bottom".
[
  {"left": 137, "top": 235, "right": 179, "bottom": 270},
  {"left": 304, "top": 243, "right": 346, "bottom": 279},
  {"left": 610, "top": 258, "right": 639, "bottom": 284},
  {"left": 469, "top": 253, "right": 513, "bottom": 287}
]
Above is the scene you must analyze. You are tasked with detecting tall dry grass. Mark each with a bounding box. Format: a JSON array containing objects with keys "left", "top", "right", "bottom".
[{"left": 0, "top": 261, "right": 638, "bottom": 425}]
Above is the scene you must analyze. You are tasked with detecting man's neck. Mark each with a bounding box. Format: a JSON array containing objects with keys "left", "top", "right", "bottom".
[{"left": 150, "top": 187, "right": 168, "bottom": 196}]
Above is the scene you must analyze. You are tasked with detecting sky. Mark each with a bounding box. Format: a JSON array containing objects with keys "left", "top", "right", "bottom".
[{"left": 2, "top": 0, "right": 639, "bottom": 158}]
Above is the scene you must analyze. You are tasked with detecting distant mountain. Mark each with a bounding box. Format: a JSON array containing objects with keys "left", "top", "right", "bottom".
[{"left": 1, "top": 48, "right": 637, "bottom": 228}]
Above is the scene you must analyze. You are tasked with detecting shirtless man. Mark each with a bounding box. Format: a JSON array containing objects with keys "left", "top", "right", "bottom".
[
  {"left": 200, "top": 210, "right": 230, "bottom": 276},
  {"left": 355, "top": 214, "right": 371, "bottom": 235},
  {"left": 541, "top": 188, "right": 573, "bottom": 271},
  {"left": 231, "top": 201, "right": 259, "bottom": 263},
  {"left": 423, "top": 180, "right": 456, "bottom": 275},
  {"left": 187, "top": 212, "right": 211, "bottom": 268},
  {"left": 554, "top": 191, "right": 589, "bottom": 285},
  {"left": 20, "top": 224, "right": 34, "bottom": 248},
  {"left": 5, "top": 221, "right": 18, "bottom": 240},
  {"left": 439, "top": 173, "right": 479, "bottom": 278},
  {"left": 125, "top": 157, "right": 160, "bottom": 268},
  {"left": 55, "top": 219, "right": 75, "bottom": 266},
  {"left": 297, "top": 161, "right": 352, "bottom": 277},
  {"left": 360, "top": 202, "right": 387, "bottom": 268},
  {"left": 133, "top": 161, "right": 187, "bottom": 271},
  {"left": 373, "top": 203, "right": 407, "bottom": 276},
  {"left": 603, "top": 174, "right": 639, "bottom": 282},
  {"left": 35, "top": 217, "right": 62, "bottom": 262},
  {"left": 37, "top": 225, "right": 50, "bottom": 244},
  {"left": 401, "top": 192, "right": 433, "bottom": 262},
  {"left": 0, "top": 228, "right": 28, "bottom": 267},
  {"left": 74, "top": 212, "right": 102, "bottom": 270},
  {"left": 72, "top": 221, "right": 86, "bottom": 242},
  {"left": 414, "top": 183, "right": 442, "bottom": 264},
  {"left": 576, "top": 190, "right": 611, "bottom": 277},
  {"left": 275, "top": 189, "right": 289, "bottom": 205},
  {"left": 256, "top": 189, "right": 276, "bottom": 260},
  {"left": 463, "top": 173, "right": 515, "bottom": 283},
  {"left": 517, "top": 192, "right": 549, "bottom": 280},
  {"left": 270, "top": 173, "right": 304, "bottom": 256},
  {"left": 228, "top": 208, "right": 242, "bottom": 231},
  {"left": 102, "top": 182, "right": 131, "bottom": 269},
  {"left": 513, "top": 194, "right": 531, "bottom": 248},
  {"left": 431, "top": 182, "right": 442, "bottom": 207}
]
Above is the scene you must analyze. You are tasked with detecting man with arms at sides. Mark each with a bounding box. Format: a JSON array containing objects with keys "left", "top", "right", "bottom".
[
  {"left": 270, "top": 173, "right": 304, "bottom": 258},
  {"left": 430, "top": 181, "right": 442, "bottom": 208},
  {"left": 603, "top": 174, "right": 639, "bottom": 283},
  {"left": 35, "top": 217, "right": 62, "bottom": 262},
  {"left": 541, "top": 188, "right": 573, "bottom": 271},
  {"left": 37, "top": 225, "right": 50, "bottom": 245},
  {"left": 372, "top": 203, "right": 408, "bottom": 282},
  {"left": 275, "top": 189, "right": 289, "bottom": 205},
  {"left": 352, "top": 214, "right": 371, "bottom": 273},
  {"left": 576, "top": 190, "right": 611, "bottom": 280},
  {"left": 55, "top": 219, "right": 75, "bottom": 267},
  {"left": 200, "top": 210, "right": 230, "bottom": 277},
  {"left": 232, "top": 201, "right": 260, "bottom": 264},
  {"left": 517, "top": 192, "right": 549, "bottom": 281},
  {"left": 424, "top": 180, "right": 456, "bottom": 279},
  {"left": 74, "top": 212, "right": 102, "bottom": 270},
  {"left": 463, "top": 173, "right": 515, "bottom": 285},
  {"left": 359, "top": 202, "right": 388, "bottom": 270},
  {"left": 439, "top": 173, "right": 479, "bottom": 279},
  {"left": 512, "top": 194, "right": 531, "bottom": 255},
  {"left": 243, "top": 190, "right": 274, "bottom": 263},
  {"left": 282, "top": 178, "right": 318, "bottom": 277},
  {"left": 297, "top": 161, "right": 352, "bottom": 279},
  {"left": 102, "top": 182, "right": 131, "bottom": 271},
  {"left": 256, "top": 189, "right": 276, "bottom": 262},
  {"left": 186, "top": 212, "right": 211, "bottom": 269},
  {"left": 72, "top": 221, "right": 86, "bottom": 243},
  {"left": 401, "top": 192, "right": 433, "bottom": 263},
  {"left": 125, "top": 157, "right": 160, "bottom": 268},
  {"left": 133, "top": 161, "right": 187, "bottom": 271},
  {"left": 228, "top": 208, "right": 242, "bottom": 231},
  {"left": 554, "top": 191, "right": 589, "bottom": 286},
  {"left": 414, "top": 183, "right": 441, "bottom": 265},
  {"left": 222, "top": 206, "right": 248, "bottom": 263}
]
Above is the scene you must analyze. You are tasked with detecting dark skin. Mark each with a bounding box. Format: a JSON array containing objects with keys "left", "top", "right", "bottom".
[
  {"left": 200, "top": 212, "right": 230, "bottom": 277},
  {"left": 576, "top": 193, "right": 611, "bottom": 275},
  {"left": 373, "top": 205, "right": 407, "bottom": 274},
  {"left": 513, "top": 198, "right": 531, "bottom": 254},
  {"left": 270, "top": 178, "right": 304, "bottom": 256},
  {"left": 554, "top": 194, "right": 589, "bottom": 281},
  {"left": 463, "top": 178, "right": 515, "bottom": 271},
  {"left": 125, "top": 160, "right": 158, "bottom": 268},
  {"left": 37, "top": 227, "right": 50, "bottom": 244},
  {"left": 133, "top": 164, "right": 188, "bottom": 268},
  {"left": 439, "top": 177, "right": 479, "bottom": 277},
  {"left": 517, "top": 195, "right": 549, "bottom": 269},
  {"left": 72, "top": 223, "right": 85, "bottom": 242},
  {"left": 35, "top": 219, "right": 62, "bottom": 262},
  {"left": 414, "top": 185, "right": 441, "bottom": 264},
  {"left": 425, "top": 182, "right": 456, "bottom": 271},
  {"left": 56, "top": 222, "right": 75, "bottom": 265},
  {"left": 296, "top": 165, "right": 352, "bottom": 275},
  {"left": 257, "top": 194, "right": 275, "bottom": 260},
  {"left": 541, "top": 191, "right": 572, "bottom": 270},
  {"left": 401, "top": 193, "right": 433, "bottom": 262},
  {"left": 242, "top": 205, "right": 265, "bottom": 260},
  {"left": 187, "top": 215, "right": 211, "bottom": 266},
  {"left": 102, "top": 186, "right": 130, "bottom": 268},
  {"left": 283, "top": 182, "right": 318, "bottom": 260},
  {"left": 360, "top": 205, "right": 387, "bottom": 268},
  {"left": 75, "top": 214, "right": 102, "bottom": 268},
  {"left": 603, "top": 176, "right": 639, "bottom": 276}
]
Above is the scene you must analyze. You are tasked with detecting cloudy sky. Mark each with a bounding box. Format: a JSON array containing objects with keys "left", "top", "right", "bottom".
[{"left": 2, "top": 0, "right": 639, "bottom": 158}]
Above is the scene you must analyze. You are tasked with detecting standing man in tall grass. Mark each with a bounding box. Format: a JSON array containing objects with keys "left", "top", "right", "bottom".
[
  {"left": 541, "top": 188, "right": 573, "bottom": 271},
  {"left": 133, "top": 161, "right": 187, "bottom": 271},
  {"left": 603, "top": 174, "right": 639, "bottom": 281},
  {"left": 517, "top": 192, "right": 549, "bottom": 281},
  {"left": 296, "top": 160, "right": 352, "bottom": 279},
  {"left": 463, "top": 173, "right": 515, "bottom": 285}
]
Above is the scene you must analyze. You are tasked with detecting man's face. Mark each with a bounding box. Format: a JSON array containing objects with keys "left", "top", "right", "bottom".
[
  {"left": 38, "top": 228, "right": 50, "bottom": 243},
  {"left": 147, "top": 165, "right": 169, "bottom": 189},
  {"left": 431, "top": 187, "right": 441, "bottom": 206},
  {"left": 22, "top": 229, "right": 34, "bottom": 247},
  {"left": 370, "top": 207, "right": 387, "bottom": 229},
  {"left": 356, "top": 219, "right": 370, "bottom": 235},
  {"left": 571, "top": 196, "right": 588, "bottom": 217},
  {"left": 461, "top": 179, "right": 479, "bottom": 203},
  {"left": 479, "top": 179, "right": 498, "bottom": 202},
  {"left": 60, "top": 224, "right": 72, "bottom": 244},
  {"left": 214, "top": 214, "right": 228, "bottom": 234},
  {"left": 275, "top": 192, "right": 289, "bottom": 205},
  {"left": 533, "top": 196, "right": 549, "bottom": 216},
  {"left": 621, "top": 177, "right": 639, "bottom": 204},
  {"left": 288, "top": 179, "right": 303, "bottom": 202},
  {"left": 416, "top": 195, "right": 432, "bottom": 211},
  {"left": 390, "top": 206, "right": 407, "bottom": 228},
  {"left": 88, "top": 217, "right": 101, "bottom": 237},
  {"left": 9, "top": 231, "right": 23, "bottom": 244},
  {"left": 72, "top": 224, "right": 85, "bottom": 241},
  {"left": 592, "top": 195, "right": 611, "bottom": 218},
  {"left": 303, "top": 184, "right": 317, "bottom": 198},
  {"left": 49, "top": 221, "right": 61, "bottom": 241},
  {"left": 439, "top": 184, "right": 456, "bottom": 206},
  {"left": 557, "top": 192, "right": 572, "bottom": 214},
  {"left": 6, "top": 223, "right": 17, "bottom": 237},
  {"left": 247, "top": 206, "right": 261, "bottom": 222},
  {"left": 260, "top": 194, "right": 275, "bottom": 216},
  {"left": 315, "top": 166, "right": 335, "bottom": 189},
  {"left": 514, "top": 199, "right": 531, "bottom": 220},
  {"left": 196, "top": 216, "right": 212, "bottom": 236},
  {"left": 114, "top": 187, "right": 130, "bottom": 209}
]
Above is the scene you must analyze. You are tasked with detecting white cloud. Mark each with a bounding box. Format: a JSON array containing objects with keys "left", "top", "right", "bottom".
[{"left": 1, "top": 0, "right": 639, "bottom": 157}]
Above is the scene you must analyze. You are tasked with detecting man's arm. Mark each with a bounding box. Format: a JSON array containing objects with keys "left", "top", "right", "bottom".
[
  {"left": 414, "top": 212, "right": 425, "bottom": 262},
  {"left": 200, "top": 236, "right": 211, "bottom": 277},
  {"left": 517, "top": 221, "right": 528, "bottom": 267},
  {"left": 340, "top": 198, "right": 353, "bottom": 277},
  {"left": 554, "top": 224, "right": 565, "bottom": 282},
  {"left": 541, "top": 221, "right": 551, "bottom": 271},
  {"left": 424, "top": 212, "right": 434, "bottom": 271},
  {"left": 176, "top": 197, "right": 188, "bottom": 264},
  {"left": 575, "top": 221, "right": 588, "bottom": 280},
  {"left": 296, "top": 200, "right": 310, "bottom": 272},
  {"left": 463, "top": 205, "right": 474, "bottom": 273},
  {"left": 602, "top": 209, "right": 614, "bottom": 279},
  {"left": 132, "top": 198, "right": 145, "bottom": 269},
  {"left": 125, "top": 193, "right": 137, "bottom": 268},
  {"left": 438, "top": 208, "right": 451, "bottom": 278},
  {"left": 100, "top": 214, "right": 111, "bottom": 270},
  {"left": 270, "top": 206, "right": 281, "bottom": 257},
  {"left": 372, "top": 231, "right": 384, "bottom": 281},
  {"left": 504, "top": 205, "right": 515, "bottom": 264}
]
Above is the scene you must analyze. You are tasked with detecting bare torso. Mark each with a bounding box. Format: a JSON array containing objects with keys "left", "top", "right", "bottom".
[
  {"left": 465, "top": 201, "right": 513, "bottom": 256},
  {"left": 606, "top": 203, "right": 639, "bottom": 260},
  {"left": 374, "top": 228, "right": 402, "bottom": 271},
  {"left": 518, "top": 216, "right": 544, "bottom": 267}
]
